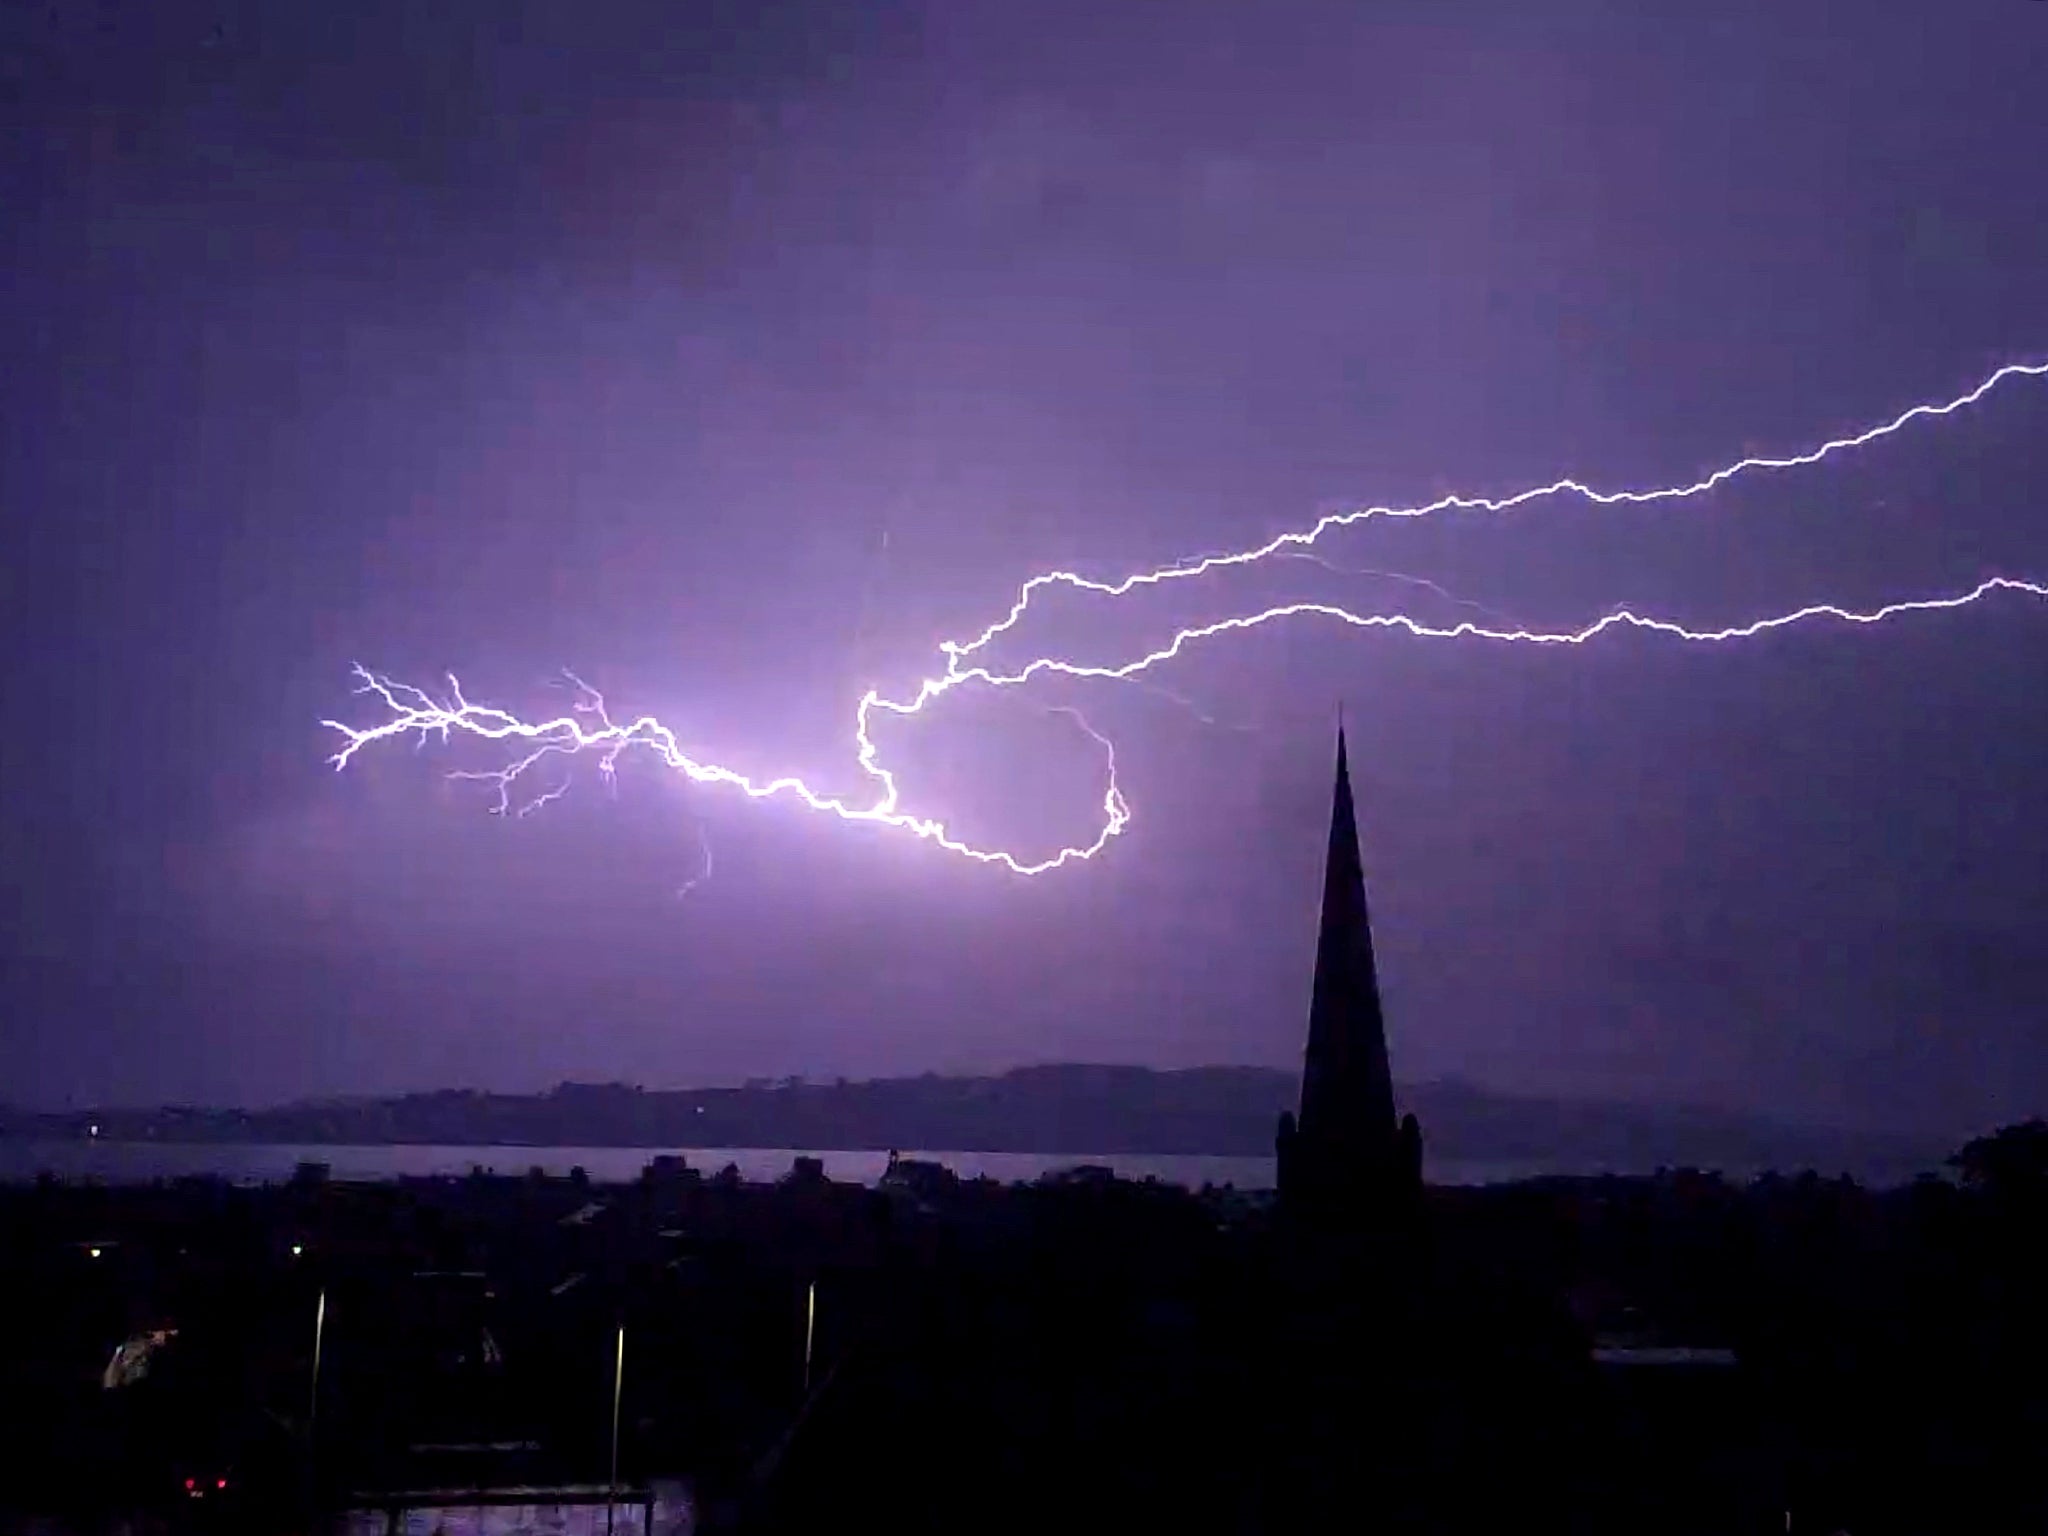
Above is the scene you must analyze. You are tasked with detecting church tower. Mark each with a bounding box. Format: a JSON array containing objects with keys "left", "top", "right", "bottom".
[{"left": 1277, "top": 726, "right": 1422, "bottom": 1220}]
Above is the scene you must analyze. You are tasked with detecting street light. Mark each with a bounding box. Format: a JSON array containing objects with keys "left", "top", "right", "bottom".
[
  {"left": 309, "top": 1290, "right": 327, "bottom": 1438},
  {"left": 607, "top": 1325, "right": 625, "bottom": 1536},
  {"left": 803, "top": 1281, "right": 817, "bottom": 1397}
]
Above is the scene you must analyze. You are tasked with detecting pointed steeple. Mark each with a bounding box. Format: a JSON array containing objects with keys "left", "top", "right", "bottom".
[
  {"left": 1300, "top": 723, "right": 1397, "bottom": 1140},
  {"left": 1279, "top": 723, "right": 1418, "bottom": 1217}
]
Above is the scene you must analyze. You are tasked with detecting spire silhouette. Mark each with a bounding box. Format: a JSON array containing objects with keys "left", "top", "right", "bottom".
[{"left": 1278, "top": 724, "right": 1421, "bottom": 1220}]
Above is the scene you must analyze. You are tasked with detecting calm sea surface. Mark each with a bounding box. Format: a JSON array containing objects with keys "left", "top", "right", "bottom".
[{"left": 0, "top": 1140, "right": 1649, "bottom": 1188}]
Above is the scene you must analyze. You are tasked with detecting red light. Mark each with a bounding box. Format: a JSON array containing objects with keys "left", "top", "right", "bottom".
[
  {"left": 184, "top": 1479, "right": 195, "bottom": 1491},
  {"left": 216, "top": 1478, "right": 228, "bottom": 1490}
]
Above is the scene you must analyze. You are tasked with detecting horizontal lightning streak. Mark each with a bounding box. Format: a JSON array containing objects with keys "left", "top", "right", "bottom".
[
  {"left": 941, "top": 577, "right": 2048, "bottom": 693},
  {"left": 325, "top": 362, "right": 2048, "bottom": 874},
  {"left": 945, "top": 360, "right": 2048, "bottom": 668}
]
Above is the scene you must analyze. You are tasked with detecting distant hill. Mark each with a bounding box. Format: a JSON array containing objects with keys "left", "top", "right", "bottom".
[{"left": 10, "top": 1066, "right": 1942, "bottom": 1177}]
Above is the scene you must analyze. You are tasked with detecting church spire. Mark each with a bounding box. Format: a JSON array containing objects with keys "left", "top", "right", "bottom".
[
  {"left": 1300, "top": 723, "right": 1396, "bottom": 1141},
  {"left": 1278, "top": 723, "right": 1419, "bottom": 1216}
]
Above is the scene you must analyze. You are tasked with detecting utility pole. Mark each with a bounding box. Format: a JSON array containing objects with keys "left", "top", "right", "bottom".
[
  {"left": 803, "top": 1281, "right": 817, "bottom": 1398},
  {"left": 309, "top": 1290, "right": 328, "bottom": 1438},
  {"left": 607, "top": 1325, "right": 625, "bottom": 1536}
]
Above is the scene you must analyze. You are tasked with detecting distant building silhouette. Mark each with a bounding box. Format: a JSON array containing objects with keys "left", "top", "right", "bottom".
[{"left": 1277, "top": 725, "right": 1423, "bottom": 1223}]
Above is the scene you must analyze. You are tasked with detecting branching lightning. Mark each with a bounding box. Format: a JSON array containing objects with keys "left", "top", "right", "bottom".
[{"left": 326, "top": 362, "right": 2048, "bottom": 874}]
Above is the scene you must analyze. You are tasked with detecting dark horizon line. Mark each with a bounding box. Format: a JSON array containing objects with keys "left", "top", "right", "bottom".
[
  {"left": 10, "top": 1063, "right": 1719, "bottom": 1119},
  {"left": 5, "top": 1062, "right": 1989, "bottom": 1146}
]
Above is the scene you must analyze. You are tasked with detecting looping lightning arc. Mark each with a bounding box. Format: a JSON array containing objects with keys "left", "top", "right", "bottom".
[{"left": 326, "top": 362, "right": 2048, "bottom": 875}]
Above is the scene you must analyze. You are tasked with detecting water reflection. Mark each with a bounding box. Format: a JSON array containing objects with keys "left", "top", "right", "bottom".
[{"left": 335, "top": 1483, "right": 694, "bottom": 1536}]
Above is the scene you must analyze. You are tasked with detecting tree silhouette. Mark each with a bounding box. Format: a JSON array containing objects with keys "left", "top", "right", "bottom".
[{"left": 1949, "top": 1119, "right": 2048, "bottom": 1197}]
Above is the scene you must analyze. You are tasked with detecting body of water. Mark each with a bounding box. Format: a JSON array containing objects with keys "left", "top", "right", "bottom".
[
  {"left": 0, "top": 1140, "right": 1652, "bottom": 1189},
  {"left": 335, "top": 1484, "right": 696, "bottom": 1536}
]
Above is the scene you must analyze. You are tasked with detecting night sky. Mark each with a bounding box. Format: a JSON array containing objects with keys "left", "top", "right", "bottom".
[{"left": 6, "top": 0, "right": 2047, "bottom": 1136}]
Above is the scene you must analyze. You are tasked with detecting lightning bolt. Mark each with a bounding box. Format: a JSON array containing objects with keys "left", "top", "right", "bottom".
[
  {"left": 326, "top": 361, "right": 2048, "bottom": 875},
  {"left": 1268, "top": 550, "right": 1524, "bottom": 630},
  {"left": 328, "top": 665, "right": 1130, "bottom": 874},
  {"left": 677, "top": 819, "right": 714, "bottom": 901},
  {"left": 943, "top": 360, "right": 2048, "bottom": 669}
]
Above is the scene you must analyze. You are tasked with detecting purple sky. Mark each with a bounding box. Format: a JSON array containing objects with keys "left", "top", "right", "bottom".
[{"left": 6, "top": 0, "right": 2047, "bottom": 1136}]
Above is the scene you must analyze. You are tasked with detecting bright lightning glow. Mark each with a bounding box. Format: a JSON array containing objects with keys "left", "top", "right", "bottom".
[
  {"left": 326, "top": 362, "right": 2048, "bottom": 873},
  {"left": 328, "top": 666, "right": 1130, "bottom": 874},
  {"left": 943, "top": 360, "right": 2048, "bottom": 668}
]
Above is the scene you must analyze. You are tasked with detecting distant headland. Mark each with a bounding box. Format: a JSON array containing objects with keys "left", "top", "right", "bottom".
[{"left": 2, "top": 1065, "right": 1940, "bottom": 1178}]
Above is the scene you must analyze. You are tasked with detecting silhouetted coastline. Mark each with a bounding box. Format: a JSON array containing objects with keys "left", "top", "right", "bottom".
[{"left": 4, "top": 1066, "right": 1940, "bottom": 1180}]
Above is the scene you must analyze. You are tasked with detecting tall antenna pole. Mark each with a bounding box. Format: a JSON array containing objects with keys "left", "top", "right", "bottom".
[
  {"left": 607, "top": 1325, "right": 625, "bottom": 1536},
  {"left": 803, "top": 1280, "right": 817, "bottom": 1397},
  {"left": 309, "top": 1290, "right": 328, "bottom": 1438}
]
